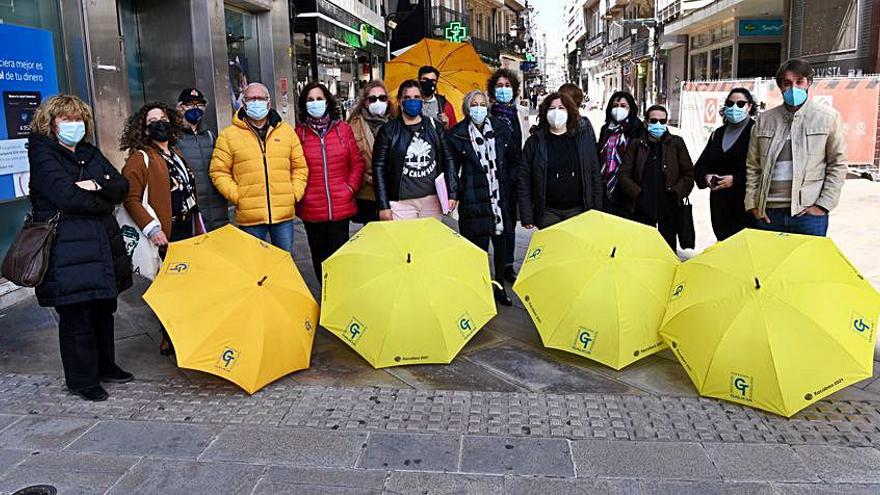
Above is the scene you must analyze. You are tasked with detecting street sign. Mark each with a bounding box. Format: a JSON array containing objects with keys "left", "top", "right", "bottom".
[{"left": 520, "top": 61, "right": 537, "bottom": 72}]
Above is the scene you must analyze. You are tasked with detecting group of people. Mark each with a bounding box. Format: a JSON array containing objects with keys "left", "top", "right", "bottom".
[{"left": 24, "top": 57, "right": 846, "bottom": 401}]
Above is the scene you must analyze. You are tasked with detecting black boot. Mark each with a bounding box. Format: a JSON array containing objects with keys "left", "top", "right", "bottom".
[
  {"left": 494, "top": 285, "right": 513, "bottom": 306},
  {"left": 100, "top": 368, "right": 134, "bottom": 384},
  {"left": 504, "top": 266, "right": 518, "bottom": 284},
  {"left": 69, "top": 385, "right": 109, "bottom": 402}
]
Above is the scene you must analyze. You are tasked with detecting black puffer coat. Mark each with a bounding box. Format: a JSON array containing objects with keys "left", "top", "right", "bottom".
[
  {"left": 178, "top": 126, "right": 229, "bottom": 231},
  {"left": 27, "top": 133, "right": 132, "bottom": 307},
  {"left": 448, "top": 116, "right": 521, "bottom": 236}
]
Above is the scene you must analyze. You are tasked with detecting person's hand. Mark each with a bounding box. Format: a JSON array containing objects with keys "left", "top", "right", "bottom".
[
  {"left": 714, "top": 175, "right": 734, "bottom": 190},
  {"left": 749, "top": 208, "right": 770, "bottom": 223},
  {"left": 379, "top": 209, "right": 393, "bottom": 221},
  {"left": 797, "top": 205, "right": 827, "bottom": 217},
  {"left": 447, "top": 200, "right": 458, "bottom": 212},
  {"left": 523, "top": 224, "right": 535, "bottom": 230},
  {"left": 704, "top": 175, "right": 716, "bottom": 188},
  {"left": 149, "top": 231, "right": 169, "bottom": 247},
  {"left": 438, "top": 113, "right": 448, "bottom": 125}
]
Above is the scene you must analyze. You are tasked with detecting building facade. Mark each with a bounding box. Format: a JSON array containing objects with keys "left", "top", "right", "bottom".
[{"left": 467, "top": 0, "right": 529, "bottom": 95}]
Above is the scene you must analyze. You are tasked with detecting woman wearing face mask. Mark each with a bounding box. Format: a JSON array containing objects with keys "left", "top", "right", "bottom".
[
  {"left": 518, "top": 93, "right": 603, "bottom": 229},
  {"left": 597, "top": 91, "right": 644, "bottom": 218},
  {"left": 121, "top": 102, "right": 203, "bottom": 355},
  {"left": 372, "top": 80, "right": 458, "bottom": 221},
  {"left": 618, "top": 105, "right": 694, "bottom": 251},
  {"left": 348, "top": 80, "right": 394, "bottom": 224},
  {"left": 694, "top": 88, "right": 757, "bottom": 241},
  {"left": 449, "top": 90, "right": 522, "bottom": 306},
  {"left": 27, "top": 95, "right": 133, "bottom": 401},
  {"left": 294, "top": 82, "right": 365, "bottom": 281}
]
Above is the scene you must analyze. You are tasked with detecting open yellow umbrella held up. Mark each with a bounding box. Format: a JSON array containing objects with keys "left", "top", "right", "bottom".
[
  {"left": 143, "top": 225, "right": 319, "bottom": 394},
  {"left": 320, "top": 218, "right": 496, "bottom": 368},
  {"left": 661, "top": 229, "right": 880, "bottom": 417},
  {"left": 513, "top": 210, "right": 681, "bottom": 370}
]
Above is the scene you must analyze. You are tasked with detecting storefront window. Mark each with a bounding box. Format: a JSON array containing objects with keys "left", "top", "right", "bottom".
[
  {"left": 690, "top": 53, "right": 708, "bottom": 80},
  {"left": 710, "top": 45, "right": 733, "bottom": 79},
  {"left": 225, "top": 7, "right": 261, "bottom": 110},
  {"left": 738, "top": 43, "right": 782, "bottom": 78}
]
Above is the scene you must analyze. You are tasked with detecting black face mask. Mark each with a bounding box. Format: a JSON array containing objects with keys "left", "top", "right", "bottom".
[
  {"left": 419, "top": 79, "right": 437, "bottom": 97},
  {"left": 147, "top": 121, "right": 172, "bottom": 142}
]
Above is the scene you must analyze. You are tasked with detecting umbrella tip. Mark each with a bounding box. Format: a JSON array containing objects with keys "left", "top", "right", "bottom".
[
  {"left": 258, "top": 275, "right": 268, "bottom": 286},
  {"left": 754, "top": 277, "right": 761, "bottom": 290},
  {"left": 610, "top": 246, "right": 616, "bottom": 258},
  {"left": 407, "top": 253, "right": 412, "bottom": 264}
]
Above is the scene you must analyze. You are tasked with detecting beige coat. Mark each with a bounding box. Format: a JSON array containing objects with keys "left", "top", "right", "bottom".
[{"left": 745, "top": 99, "right": 847, "bottom": 216}]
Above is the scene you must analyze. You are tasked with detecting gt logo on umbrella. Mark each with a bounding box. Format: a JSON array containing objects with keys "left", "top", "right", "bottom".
[
  {"left": 730, "top": 373, "right": 753, "bottom": 401},
  {"left": 526, "top": 246, "right": 544, "bottom": 262},
  {"left": 217, "top": 347, "right": 239, "bottom": 371},
  {"left": 457, "top": 313, "right": 475, "bottom": 338},
  {"left": 345, "top": 318, "right": 366, "bottom": 345},
  {"left": 671, "top": 283, "right": 685, "bottom": 300},
  {"left": 852, "top": 314, "right": 874, "bottom": 340},
  {"left": 167, "top": 262, "right": 189, "bottom": 274},
  {"left": 572, "top": 328, "right": 597, "bottom": 354}
]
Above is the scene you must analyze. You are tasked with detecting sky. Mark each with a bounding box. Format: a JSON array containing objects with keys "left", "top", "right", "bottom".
[{"left": 532, "top": 0, "right": 566, "bottom": 54}]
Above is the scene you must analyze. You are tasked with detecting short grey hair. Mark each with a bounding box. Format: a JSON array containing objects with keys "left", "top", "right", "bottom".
[
  {"left": 244, "top": 82, "right": 270, "bottom": 97},
  {"left": 461, "top": 89, "right": 489, "bottom": 117}
]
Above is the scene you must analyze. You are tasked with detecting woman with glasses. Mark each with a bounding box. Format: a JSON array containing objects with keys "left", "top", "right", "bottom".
[
  {"left": 348, "top": 80, "right": 394, "bottom": 224},
  {"left": 694, "top": 88, "right": 756, "bottom": 241},
  {"left": 618, "top": 105, "right": 694, "bottom": 250}
]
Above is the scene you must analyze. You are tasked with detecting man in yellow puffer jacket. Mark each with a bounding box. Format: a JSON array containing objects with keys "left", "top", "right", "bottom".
[{"left": 210, "top": 83, "right": 308, "bottom": 252}]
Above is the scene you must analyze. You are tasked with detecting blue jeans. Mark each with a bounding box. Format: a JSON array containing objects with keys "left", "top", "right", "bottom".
[
  {"left": 755, "top": 208, "right": 829, "bottom": 236},
  {"left": 239, "top": 220, "right": 294, "bottom": 252}
]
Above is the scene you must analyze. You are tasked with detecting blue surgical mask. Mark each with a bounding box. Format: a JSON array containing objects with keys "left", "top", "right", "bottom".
[
  {"left": 401, "top": 98, "right": 423, "bottom": 118},
  {"left": 495, "top": 87, "right": 514, "bottom": 104},
  {"left": 57, "top": 121, "right": 86, "bottom": 146},
  {"left": 306, "top": 100, "right": 327, "bottom": 118},
  {"left": 469, "top": 105, "right": 488, "bottom": 124},
  {"left": 724, "top": 105, "right": 749, "bottom": 124},
  {"left": 245, "top": 100, "right": 269, "bottom": 120},
  {"left": 783, "top": 87, "right": 808, "bottom": 107},
  {"left": 647, "top": 122, "right": 667, "bottom": 138},
  {"left": 184, "top": 108, "right": 204, "bottom": 125}
]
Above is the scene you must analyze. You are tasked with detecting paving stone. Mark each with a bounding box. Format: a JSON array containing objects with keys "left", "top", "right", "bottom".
[
  {"left": 384, "top": 358, "right": 522, "bottom": 392},
  {"left": 252, "top": 466, "right": 387, "bottom": 494},
  {"left": 793, "top": 445, "right": 880, "bottom": 483},
  {"left": 504, "top": 476, "right": 638, "bottom": 495},
  {"left": 109, "top": 458, "right": 263, "bottom": 494},
  {"left": 201, "top": 426, "right": 366, "bottom": 467},
  {"left": 613, "top": 356, "right": 699, "bottom": 397},
  {"left": 66, "top": 419, "right": 218, "bottom": 459},
  {"left": 384, "top": 471, "right": 504, "bottom": 495},
  {"left": 570, "top": 440, "right": 718, "bottom": 480},
  {"left": 0, "top": 415, "right": 19, "bottom": 433},
  {"left": 0, "top": 449, "right": 28, "bottom": 477},
  {"left": 0, "top": 451, "right": 138, "bottom": 495},
  {"left": 459, "top": 435, "right": 573, "bottom": 477},
  {"left": 357, "top": 432, "right": 460, "bottom": 472},
  {"left": 703, "top": 443, "right": 818, "bottom": 482},
  {"left": 0, "top": 416, "right": 95, "bottom": 451},
  {"left": 770, "top": 483, "right": 880, "bottom": 495},
  {"left": 635, "top": 481, "right": 776, "bottom": 495}
]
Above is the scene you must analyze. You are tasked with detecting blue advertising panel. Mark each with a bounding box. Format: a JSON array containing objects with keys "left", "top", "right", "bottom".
[
  {"left": 0, "top": 23, "right": 59, "bottom": 201},
  {"left": 738, "top": 19, "right": 783, "bottom": 37}
]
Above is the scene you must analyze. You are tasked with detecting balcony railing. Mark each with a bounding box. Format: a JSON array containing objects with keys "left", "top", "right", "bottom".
[
  {"left": 431, "top": 5, "right": 470, "bottom": 32},
  {"left": 497, "top": 33, "right": 526, "bottom": 54},
  {"left": 586, "top": 31, "right": 606, "bottom": 55},
  {"left": 632, "top": 36, "right": 650, "bottom": 59},
  {"left": 614, "top": 36, "right": 632, "bottom": 57},
  {"left": 470, "top": 36, "right": 500, "bottom": 63}
]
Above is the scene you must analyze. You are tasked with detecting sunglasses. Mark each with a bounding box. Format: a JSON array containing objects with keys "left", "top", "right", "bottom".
[
  {"left": 366, "top": 95, "right": 388, "bottom": 103},
  {"left": 648, "top": 118, "right": 668, "bottom": 124},
  {"left": 724, "top": 100, "right": 748, "bottom": 108}
]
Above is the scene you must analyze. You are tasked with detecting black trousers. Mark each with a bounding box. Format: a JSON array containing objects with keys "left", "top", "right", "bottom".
[
  {"left": 634, "top": 213, "right": 678, "bottom": 252},
  {"left": 463, "top": 231, "right": 507, "bottom": 284},
  {"left": 55, "top": 298, "right": 120, "bottom": 391},
  {"left": 303, "top": 219, "right": 351, "bottom": 280}
]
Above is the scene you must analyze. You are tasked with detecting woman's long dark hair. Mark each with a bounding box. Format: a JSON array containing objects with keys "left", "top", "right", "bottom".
[
  {"left": 724, "top": 87, "right": 759, "bottom": 117},
  {"left": 297, "top": 82, "right": 342, "bottom": 122},
  {"left": 535, "top": 92, "right": 579, "bottom": 136},
  {"left": 604, "top": 91, "right": 641, "bottom": 137},
  {"left": 120, "top": 102, "right": 182, "bottom": 153}
]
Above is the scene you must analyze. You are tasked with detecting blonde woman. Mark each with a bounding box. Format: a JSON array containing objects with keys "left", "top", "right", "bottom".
[
  {"left": 348, "top": 80, "right": 394, "bottom": 223},
  {"left": 28, "top": 94, "right": 133, "bottom": 401}
]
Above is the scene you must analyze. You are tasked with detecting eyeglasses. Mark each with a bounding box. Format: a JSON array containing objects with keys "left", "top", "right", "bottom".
[
  {"left": 648, "top": 118, "right": 668, "bottom": 124},
  {"left": 366, "top": 95, "right": 388, "bottom": 103},
  {"left": 724, "top": 100, "right": 748, "bottom": 108}
]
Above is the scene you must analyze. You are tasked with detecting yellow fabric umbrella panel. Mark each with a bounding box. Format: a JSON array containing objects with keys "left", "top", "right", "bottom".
[
  {"left": 661, "top": 229, "right": 880, "bottom": 417},
  {"left": 143, "top": 225, "right": 319, "bottom": 394},
  {"left": 513, "top": 211, "right": 681, "bottom": 370},
  {"left": 320, "top": 218, "right": 496, "bottom": 368}
]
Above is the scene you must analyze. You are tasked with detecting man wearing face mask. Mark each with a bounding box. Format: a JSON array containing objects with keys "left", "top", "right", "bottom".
[
  {"left": 745, "top": 58, "right": 846, "bottom": 236},
  {"left": 418, "top": 66, "right": 458, "bottom": 129},
  {"left": 210, "top": 82, "right": 309, "bottom": 252},
  {"left": 176, "top": 88, "right": 228, "bottom": 231}
]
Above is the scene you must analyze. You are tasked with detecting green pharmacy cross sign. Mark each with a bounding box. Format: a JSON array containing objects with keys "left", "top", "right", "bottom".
[{"left": 444, "top": 22, "right": 468, "bottom": 43}]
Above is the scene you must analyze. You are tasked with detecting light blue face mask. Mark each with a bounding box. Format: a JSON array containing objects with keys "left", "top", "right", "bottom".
[
  {"left": 57, "top": 121, "right": 86, "bottom": 146},
  {"left": 647, "top": 122, "right": 667, "bottom": 138},
  {"left": 306, "top": 100, "right": 327, "bottom": 118},
  {"left": 783, "top": 87, "right": 808, "bottom": 107},
  {"left": 469, "top": 105, "right": 488, "bottom": 124},
  {"left": 495, "top": 86, "right": 514, "bottom": 104},
  {"left": 724, "top": 105, "right": 749, "bottom": 124},
  {"left": 245, "top": 100, "right": 269, "bottom": 120}
]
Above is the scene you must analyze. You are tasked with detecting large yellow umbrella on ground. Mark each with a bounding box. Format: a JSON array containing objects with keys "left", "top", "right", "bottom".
[
  {"left": 143, "top": 225, "right": 319, "bottom": 394},
  {"left": 512, "top": 210, "right": 680, "bottom": 370},
  {"left": 385, "top": 38, "right": 493, "bottom": 121},
  {"left": 661, "top": 229, "right": 880, "bottom": 417},
  {"left": 320, "top": 218, "right": 496, "bottom": 368}
]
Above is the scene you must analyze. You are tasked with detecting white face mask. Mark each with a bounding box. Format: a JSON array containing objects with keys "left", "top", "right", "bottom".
[
  {"left": 611, "top": 107, "right": 629, "bottom": 123},
  {"left": 547, "top": 108, "right": 568, "bottom": 130},
  {"left": 368, "top": 101, "right": 388, "bottom": 116}
]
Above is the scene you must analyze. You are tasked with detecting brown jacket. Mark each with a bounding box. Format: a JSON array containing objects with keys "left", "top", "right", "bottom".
[
  {"left": 349, "top": 111, "right": 382, "bottom": 201},
  {"left": 618, "top": 132, "right": 695, "bottom": 213}
]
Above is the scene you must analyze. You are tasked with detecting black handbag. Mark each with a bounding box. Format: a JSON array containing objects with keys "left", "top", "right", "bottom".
[
  {"left": 1, "top": 212, "right": 60, "bottom": 287},
  {"left": 678, "top": 197, "right": 696, "bottom": 249}
]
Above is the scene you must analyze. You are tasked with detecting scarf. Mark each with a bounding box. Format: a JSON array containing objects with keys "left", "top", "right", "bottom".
[
  {"left": 360, "top": 108, "right": 387, "bottom": 137},
  {"left": 158, "top": 148, "right": 198, "bottom": 223},
  {"left": 600, "top": 124, "right": 627, "bottom": 197},
  {"left": 491, "top": 103, "right": 518, "bottom": 129},
  {"left": 306, "top": 114, "right": 332, "bottom": 137},
  {"left": 468, "top": 119, "right": 504, "bottom": 235}
]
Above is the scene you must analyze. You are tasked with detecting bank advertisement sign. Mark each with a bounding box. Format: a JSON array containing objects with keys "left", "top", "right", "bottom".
[{"left": 0, "top": 23, "right": 59, "bottom": 202}]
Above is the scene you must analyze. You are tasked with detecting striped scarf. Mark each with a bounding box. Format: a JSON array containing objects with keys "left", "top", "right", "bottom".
[{"left": 601, "top": 125, "right": 627, "bottom": 196}]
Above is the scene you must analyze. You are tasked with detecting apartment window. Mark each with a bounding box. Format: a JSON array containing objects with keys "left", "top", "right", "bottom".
[
  {"left": 710, "top": 45, "right": 733, "bottom": 79},
  {"left": 801, "top": 0, "right": 858, "bottom": 55},
  {"left": 690, "top": 53, "right": 709, "bottom": 80}
]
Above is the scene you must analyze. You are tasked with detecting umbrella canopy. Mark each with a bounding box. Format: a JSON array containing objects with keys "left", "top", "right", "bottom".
[
  {"left": 661, "top": 229, "right": 880, "bottom": 417},
  {"left": 143, "top": 225, "right": 319, "bottom": 394},
  {"left": 513, "top": 211, "right": 680, "bottom": 370},
  {"left": 320, "top": 218, "right": 496, "bottom": 368},
  {"left": 385, "top": 38, "right": 493, "bottom": 121}
]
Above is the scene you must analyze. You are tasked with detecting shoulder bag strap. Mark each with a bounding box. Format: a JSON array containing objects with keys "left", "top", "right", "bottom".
[{"left": 139, "top": 150, "right": 150, "bottom": 206}]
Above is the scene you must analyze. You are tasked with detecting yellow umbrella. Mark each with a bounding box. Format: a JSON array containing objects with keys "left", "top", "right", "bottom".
[
  {"left": 320, "top": 218, "right": 496, "bottom": 368},
  {"left": 143, "top": 225, "right": 319, "bottom": 394},
  {"left": 661, "top": 229, "right": 880, "bottom": 417},
  {"left": 385, "top": 38, "right": 493, "bottom": 121},
  {"left": 513, "top": 210, "right": 680, "bottom": 370}
]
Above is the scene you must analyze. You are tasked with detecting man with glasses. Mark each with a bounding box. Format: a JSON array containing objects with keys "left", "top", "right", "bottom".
[
  {"left": 418, "top": 66, "right": 457, "bottom": 129},
  {"left": 210, "top": 82, "right": 308, "bottom": 252}
]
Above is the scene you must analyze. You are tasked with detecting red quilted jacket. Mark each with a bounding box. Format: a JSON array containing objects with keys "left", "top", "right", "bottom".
[{"left": 295, "top": 120, "right": 366, "bottom": 223}]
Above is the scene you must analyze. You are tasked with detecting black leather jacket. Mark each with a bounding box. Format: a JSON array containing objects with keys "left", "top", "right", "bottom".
[{"left": 372, "top": 116, "right": 458, "bottom": 210}]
